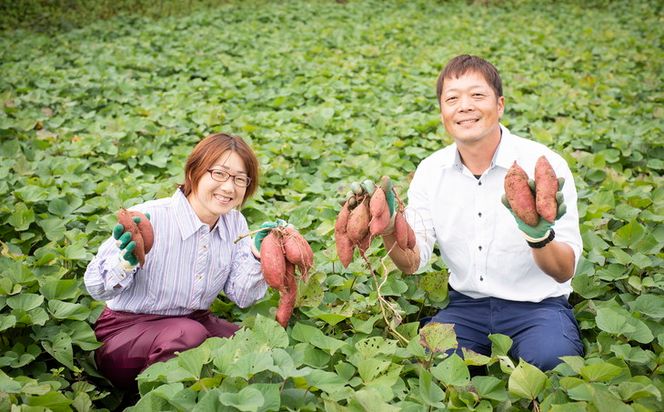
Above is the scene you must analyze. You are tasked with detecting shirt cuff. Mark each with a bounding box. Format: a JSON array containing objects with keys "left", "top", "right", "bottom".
[{"left": 104, "top": 257, "right": 136, "bottom": 290}]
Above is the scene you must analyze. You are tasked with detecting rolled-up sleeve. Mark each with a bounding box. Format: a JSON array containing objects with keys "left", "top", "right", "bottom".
[
  {"left": 223, "top": 219, "right": 268, "bottom": 308},
  {"left": 84, "top": 236, "right": 137, "bottom": 301},
  {"left": 406, "top": 161, "right": 438, "bottom": 273}
]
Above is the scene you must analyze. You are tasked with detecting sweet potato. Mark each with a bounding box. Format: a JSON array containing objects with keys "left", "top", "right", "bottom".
[
  {"left": 117, "top": 209, "right": 154, "bottom": 266},
  {"left": 335, "top": 202, "right": 354, "bottom": 268},
  {"left": 369, "top": 188, "right": 391, "bottom": 236},
  {"left": 504, "top": 161, "right": 539, "bottom": 226},
  {"left": 394, "top": 212, "right": 409, "bottom": 250},
  {"left": 260, "top": 232, "right": 286, "bottom": 289},
  {"left": 358, "top": 232, "right": 371, "bottom": 254},
  {"left": 346, "top": 197, "right": 370, "bottom": 243},
  {"left": 282, "top": 226, "right": 314, "bottom": 281},
  {"left": 535, "top": 156, "right": 559, "bottom": 223},
  {"left": 275, "top": 262, "right": 297, "bottom": 328},
  {"left": 406, "top": 221, "right": 416, "bottom": 249}
]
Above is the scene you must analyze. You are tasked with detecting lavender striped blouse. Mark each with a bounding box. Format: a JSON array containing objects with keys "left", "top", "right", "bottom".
[{"left": 84, "top": 189, "right": 268, "bottom": 315}]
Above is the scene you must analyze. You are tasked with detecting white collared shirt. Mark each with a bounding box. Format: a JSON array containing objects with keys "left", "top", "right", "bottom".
[
  {"left": 406, "top": 125, "right": 582, "bottom": 302},
  {"left": 84, "top": 189, "right": 267, "bottom": 315}
]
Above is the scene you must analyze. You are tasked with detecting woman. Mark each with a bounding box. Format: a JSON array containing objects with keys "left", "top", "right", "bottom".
[{"left": 84, "top": 132, "right": 269, "bottom": 389}]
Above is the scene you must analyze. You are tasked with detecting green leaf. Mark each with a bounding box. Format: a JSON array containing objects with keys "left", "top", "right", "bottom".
[
  {"left": 218, "top": 386, "right": 264, "bottom": 412},
  {"left": 176, "top": 344, "right": 210, "bottom": 380},
  {"left": 472, "top": 376, "right": 508, "bottom": 402},
  {"left": 357, "top": 358, "right": 391, "bottom": 383},
  {"left": 42, "top": 332, "right": 79, "bottom": 372},
  {"left": 252, "top": 314, "right": 290, "bottom": 349},
  {"left": 290, "top": 323, "right": 346, "bottom": 355},
  {"left": 6, "top": 202, "right": 35, "bottom": 231},
  {"left": 612, "top": 220, "right": 645, "bottom": 248},
  {"left": 579, "top": 361, "right": 624, "bottom": 382},
  {"left": 628, "top": 294, "right": 664, "bottom": 320},
  {"left": 48, "top": 300, "right": 90, "bottom": 321},
  {"left": 567, "top": 382, "right": 633, "bottom": 412},
  {"left": 431, "top": 353, "right": 470, "bottom": 387},
  {"left": 419, "top": 322, "right": 457, "bottom": 354},
  {"left": 0, "top": 314, "right": 16, "bottom": 332},
  {"left": 305, "top": 369, "right": 347, "bottom": 393},
  {"left": 7, "top": 293, "right": 43, "bottom": 311},
  {"left": 418, "top": 368, "right": 445, "bottom": 407},
  {"left": 489, "top": 334, "right": 513, "bottom": 357},
  {"left": 37, "top": 217, "right": 67, "bottom": 241},
  {"left": 40, "top": 279, "right": 82, "bottom": 301},
  {"left": 508, "top": 360, "right": 547, "bottom": 400},
  {"left": 24, "top": 391, "right": 73, "bottom": 411}
]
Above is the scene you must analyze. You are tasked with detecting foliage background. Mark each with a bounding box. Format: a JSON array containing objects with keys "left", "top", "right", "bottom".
[{"left": 1, "top": 0, "right": 662, "bottom": 410}]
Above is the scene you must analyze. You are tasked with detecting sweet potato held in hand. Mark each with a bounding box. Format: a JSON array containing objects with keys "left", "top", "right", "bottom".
[
  {"left": 535, "top": 156, "right": 559, "bottom": 223},
  {"left": 504, "top": 161, "right": 539, "bottom": 226},
  {"left": 116, "top": 209, "right": 154, "bottom": 266},
  {"left": 259, "top": 225, "right": 314, "bottom": 327},
  {"left": 335, "top": 176, "right": 416, "bottom": 267}
]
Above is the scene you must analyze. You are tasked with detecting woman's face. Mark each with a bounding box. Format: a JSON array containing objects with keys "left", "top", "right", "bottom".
[{"left": 187, "top": 150, "right": 248, "bottom": 227}]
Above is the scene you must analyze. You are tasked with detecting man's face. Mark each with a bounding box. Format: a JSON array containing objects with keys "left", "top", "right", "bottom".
[{"left": 439, "top": 71, "right": 504, "bottom": 145}]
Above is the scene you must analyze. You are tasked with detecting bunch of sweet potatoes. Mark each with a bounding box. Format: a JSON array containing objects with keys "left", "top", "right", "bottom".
[
  {"left": 504, "top": 156, "right": 559, "bottom": 226},
  {"left": 335, "top": 176, "right": 415, "bottom": 267},
  {"left": 117, "top": 208, "right": 154, "bottom": 266},
  {"left": 260, "top": 226, "right": 314, "bottom": 327}
]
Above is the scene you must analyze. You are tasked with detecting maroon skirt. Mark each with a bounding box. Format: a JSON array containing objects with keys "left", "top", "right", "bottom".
[{"left": 94, "top": 308, "right": 240, "bottom": 390}]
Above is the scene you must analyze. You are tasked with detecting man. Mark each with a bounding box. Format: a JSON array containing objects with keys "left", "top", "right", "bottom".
[{"left": 381, "top": 55, "right": 584, "bottom": 370}]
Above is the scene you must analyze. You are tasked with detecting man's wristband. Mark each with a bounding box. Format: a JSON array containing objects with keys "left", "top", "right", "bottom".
[{"left": 526, "top": 229, "right": 555, "bottom": 249}]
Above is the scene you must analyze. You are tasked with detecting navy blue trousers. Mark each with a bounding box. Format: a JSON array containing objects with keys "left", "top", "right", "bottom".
[{"left": 423, "top": 289, "right": 584, "bottom": 371}]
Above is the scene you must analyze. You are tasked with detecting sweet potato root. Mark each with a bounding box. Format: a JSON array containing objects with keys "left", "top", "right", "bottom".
[
  {"left": 394, "top": 212, "right": 410, "bottom": 250},
  {"left": 260, "top": 232, "right": 286, "bottom": 289},
  {"left": 282, "top": 226, "right": 314, "bottom": 281},
  {"left": 535, "top": 156, "right": 559, "bottom": 223},
  {"left": 275, "top": 262, "right": 297, "bottom": 328},
  {"left": 504, "top": 161, "right": 539, "bottom": 226},
  {"left": 335, "top": 201, "right": 355, "bottom": 267},
  {"left": 346, "top": 197, "right": 370, "bottom": 243},
  {"left": 117, "top": 209, "right": 154, "bottom": 266},
  {"left": 369, "top": 188, "right": 391, "bottom": 236}
]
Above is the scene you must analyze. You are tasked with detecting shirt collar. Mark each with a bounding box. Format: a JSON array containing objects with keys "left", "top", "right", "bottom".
[
  {"left": 172, "top": 189, "right": 227, "bottom": 241},
  {"left": 439, "top": 124, "right": 513, "bottom": 172},
  {"left": 493, "top": 124, "right": 520, "bottom": 170}
]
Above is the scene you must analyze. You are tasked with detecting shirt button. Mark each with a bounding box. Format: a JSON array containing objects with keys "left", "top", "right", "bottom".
[
  {"left": 478, "top": 212, "right": 482, "bottom": 217},
  {"left": 478, "top": 245, "right": 482, "bottom": 251},
  {"left": 480, "top": 275, "right": 484, "bottom": 281},
  {"left": 478, "top": 181, "right": 482, "bottom": 186}
]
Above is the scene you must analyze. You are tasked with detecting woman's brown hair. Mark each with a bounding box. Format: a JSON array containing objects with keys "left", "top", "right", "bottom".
[{"left": 181, "top": 133, "right": 259, "bottom": 205}]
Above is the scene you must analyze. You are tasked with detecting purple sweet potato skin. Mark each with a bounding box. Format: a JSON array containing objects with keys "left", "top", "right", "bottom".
[
  {"left": 504, "top": 162, "right": 539, "bottom": 226},
  {"left": 535, "top": 156, "right": 559, "bottom": 223}
]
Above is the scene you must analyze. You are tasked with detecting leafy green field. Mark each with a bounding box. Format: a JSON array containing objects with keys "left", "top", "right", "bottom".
[{"left": 1, "top": 0, "right": 662, "bottom": 410}]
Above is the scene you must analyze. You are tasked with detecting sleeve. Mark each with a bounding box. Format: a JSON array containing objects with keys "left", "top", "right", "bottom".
[
  {"left": 405, "top": 161, "right": 438, "bottom": 273},
  {"left": 83, "top": 235, "right": 138, "bottom": 301},
  {"left": 223, "top": 215, "right": 268, "bottom": 308},
  {"left": 550, "top": 154, "right": 583, "bottom": 273}
]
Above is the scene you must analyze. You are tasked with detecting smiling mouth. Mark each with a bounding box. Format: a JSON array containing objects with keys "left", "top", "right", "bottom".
[
  {"left": 214, "top": 194, "right": 233, "bottom": 204},
  {"left": 457, "top": 118, "right": 479, "bottom": 125}
]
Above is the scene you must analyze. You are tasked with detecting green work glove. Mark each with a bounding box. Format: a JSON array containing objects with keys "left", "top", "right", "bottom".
[
  {"left": 502, "top": 178, "right": 566, "bottom": 241},
  {"left": 341, "top": 177, "right": 396, "bottom": 216},
  {"left": 113, "top": 213, "right": 150, "bottom": 269},
  {"left": 254, "top": 219, "right": 288, "bottom": 251}
]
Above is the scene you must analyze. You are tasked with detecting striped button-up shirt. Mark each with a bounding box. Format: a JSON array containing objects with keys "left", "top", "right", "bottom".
[{"left": 84, "top": 189, "right": 267, "bottom": 315}]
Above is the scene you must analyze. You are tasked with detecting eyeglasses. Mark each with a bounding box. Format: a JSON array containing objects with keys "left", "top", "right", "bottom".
[{"left": 207, "top": 168, "right": 252, "bottom": 187}]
